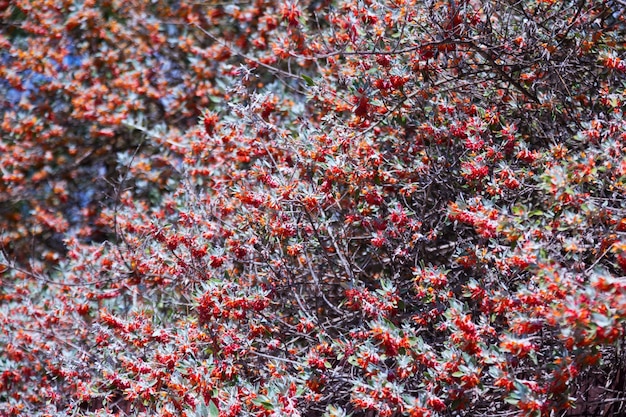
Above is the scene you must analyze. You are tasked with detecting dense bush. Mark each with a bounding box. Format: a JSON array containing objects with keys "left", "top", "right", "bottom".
[
  {"left": 1, "top": 0, "right": 626, "bottom": 416},
  {"left": 0, "top": 0, "right": 307, "bottom": 261}
]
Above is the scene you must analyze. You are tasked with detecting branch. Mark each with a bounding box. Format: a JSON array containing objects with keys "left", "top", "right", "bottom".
[{"left": 465, "top": 42, "right": 540, "bottom": 103}]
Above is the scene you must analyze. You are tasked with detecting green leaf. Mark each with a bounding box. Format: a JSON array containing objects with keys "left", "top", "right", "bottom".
[
  {"left": 208, "top": 400, "right": 219, "bottom": 417},
  {"left": 488, "top": 366, "right": 501, "bottom": 378},
  {"left": 252, "top": 396, "right": 275, "bottom": 410},
  {"left": 195, "top": 402, "right": 208, "bottom": 417},
  {"left": 592, "top": 313, "right": 612, "bottom": 327},
  {"left": 302, "top": 75, "right": 315, "bottom": 86}
]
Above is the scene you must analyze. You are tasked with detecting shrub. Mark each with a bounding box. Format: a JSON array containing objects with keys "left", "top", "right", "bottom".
[{"left": 1, "top": 0, "right": 625, "bottom": 416}]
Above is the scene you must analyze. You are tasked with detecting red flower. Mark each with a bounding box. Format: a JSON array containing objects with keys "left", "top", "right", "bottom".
[
  {"left": 354, "top": 94, "right": 369, "bottom": 118},
  {"left": 280, "top": 2, "right": 301, "bottom": 27},
  {"left": 371, "top": 235, "right": 386, "bottom": 248},
  {"left": 427, "top": 396, "right": 446, "bottom": 412}
]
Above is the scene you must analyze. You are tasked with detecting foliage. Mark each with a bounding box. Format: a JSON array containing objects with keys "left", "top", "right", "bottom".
[{"left": 1, "top": 0, "right": 626, "bottom": 416}]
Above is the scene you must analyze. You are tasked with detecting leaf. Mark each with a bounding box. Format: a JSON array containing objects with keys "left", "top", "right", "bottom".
[
  {"left": 592, "top": 313, "right": 612, "bottom": 327},
  {"left": 488, "top": 367, "right": 501, "bottom": 378},
  {"left": 504, "top": 397, "right": 519, "bottom": 405},
  {"left": 252, "top": 396, "right": 274, "bottom": 410},
  {"left": 208, "top": 400, "right": 219, "bottom": 417},
  {"left": 302, "top": 75, "right": 315, "bottom": 86},
  {"left": 196, "top": 402, "right": 209, "bottom": 417}
]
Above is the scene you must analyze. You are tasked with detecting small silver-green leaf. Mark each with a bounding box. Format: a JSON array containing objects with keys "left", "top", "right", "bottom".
[{"left": 208, "top": 401, "right": 219, "bottom": 417}]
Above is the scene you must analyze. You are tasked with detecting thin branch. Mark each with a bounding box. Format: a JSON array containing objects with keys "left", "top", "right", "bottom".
[{"left": 464, "top": 42, "right": 540, "bottom": 103}]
